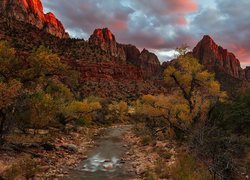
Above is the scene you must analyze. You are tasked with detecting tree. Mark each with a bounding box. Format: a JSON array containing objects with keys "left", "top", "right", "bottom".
[
  {"left": 135, "top": 47, "right": 226, "bottom": 137},
  {"left": 63, "top": 99, "right": 102, "bottom": 126},
  {"left": 0, "top": 41, "right": 18, "bottom": 81},
  {"left": 0, "top": 41, "right": 79, "bottom": 135},
  {"left": 108, "top": 100, "right": 128, "bottom": 122},
  {"left": 134, "top": 94, "right": 191, "bottom": 137},
  {"left": 0, "top": 80, "right": 22, "bottom": 135},
  {"left": 164, "top": 48, "right": 226, "bottom": 130},
  {"left": 213, "top": 90, "right": 250, "bottom": 135}
]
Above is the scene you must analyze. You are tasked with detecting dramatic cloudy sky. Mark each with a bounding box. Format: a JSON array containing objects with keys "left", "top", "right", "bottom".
[{"left": 42, "top": 0, "right": 250, "bottom": 67}]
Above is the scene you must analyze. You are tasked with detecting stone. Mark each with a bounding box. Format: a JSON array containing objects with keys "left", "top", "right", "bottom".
[
  {"left": 245, "top": 66, "right": 250, "bottom": 81},
  {"left": 61, "top": 144, "right": 78, "bottom": 153},
  {"left": 41, "top": 142, "right": 56, "bottom": 151},
  {"left": 138, "top": 48, "right": 161, "bottom": 78},
  {"left": 88, "top": 28, "right": 162, "bottom": 79},
  {"left": 0, "top": 0, "right": 69, "bottom": 38},
  {"left": 89, "top": 28, "right": 125, "bottom": 61},
  {"left": 193, "top": 35, "right": 245, "bottom": 79},
  {"left": 102, "top": 162, "right": 113, "bottom": 170}
]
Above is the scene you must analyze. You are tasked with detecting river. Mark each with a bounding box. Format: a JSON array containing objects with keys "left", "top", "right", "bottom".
[{"left": 64, "top": 125, "right": 135, "bottom": 180}]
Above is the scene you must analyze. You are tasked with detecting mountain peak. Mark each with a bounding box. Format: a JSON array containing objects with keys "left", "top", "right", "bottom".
[
  {"left": 201, "top": 35, "right": 214, "bottom": 41},
  {"left": 0, "top": 0, "right": 69, "bottom": 38},
  {"left": 91, "top": 28, "right": 116, "bottom": 42},
  {"left": 193, "top": 35, "right": 245, "bottom": 79},
  {"left": 89, "top": 28, "right": 119, "bottom": 57}
]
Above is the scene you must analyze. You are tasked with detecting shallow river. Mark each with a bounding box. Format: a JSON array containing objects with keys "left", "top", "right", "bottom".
[{"left": 65, "top": 125, "right": 135, "bottom": 180}]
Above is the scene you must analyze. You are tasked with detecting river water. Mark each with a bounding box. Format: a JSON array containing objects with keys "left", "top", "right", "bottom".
[{"left": 65, "top": 125, "right": 135, "bottom": 180}]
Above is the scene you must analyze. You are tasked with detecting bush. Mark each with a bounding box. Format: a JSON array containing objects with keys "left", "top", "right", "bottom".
[
  {"left": 3, "top": 156, "right": 39, "bottom": 179},
  {"left": 170, "top": 152, "right": 211, "bottom": 180},
  {"left": 141, "top": 135, "right": 152, "bottom": 146},
  {"left": 145, "top": 169, "right": 158, "bottom": 180},
  {"left": 154, "top": 158, "right": 169, "bottom": 178}
]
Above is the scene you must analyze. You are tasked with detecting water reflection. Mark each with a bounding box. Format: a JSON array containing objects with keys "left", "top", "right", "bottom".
[{"left": 65, "top": 125, "right": 134, "bottom": 180}]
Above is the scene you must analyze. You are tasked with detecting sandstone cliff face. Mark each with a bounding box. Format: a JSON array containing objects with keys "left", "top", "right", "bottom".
[
  {"left": 89, "top": 28, "right": 126, "bottom": 62},
  {"left": 245, "top": 66, "right": 250, "bottom": 81},
  {"left": 193, "top": 35, "right": 244, "bottom": 79},
  {"left": 89, "top": 28, "right": 162, "bottom": 78},
  {"left": 0, "top": 0, "right": 69, "bottom": 38},
  {"left": 122, "top": 44, "right": 141, "bottom": 65},
  {"left": 138, "top": 49, "right": 161, "bottom": 78}
]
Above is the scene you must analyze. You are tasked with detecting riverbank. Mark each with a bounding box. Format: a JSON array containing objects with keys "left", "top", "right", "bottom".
[
  {"left": 0, "top": 126, "right": 104, "bottom": 179},
  {"left": 122, "top": 126, "right": 178, "bottom": 179},
  {"left": 1, "top": 124, "right": 180, "bottom": 179}
]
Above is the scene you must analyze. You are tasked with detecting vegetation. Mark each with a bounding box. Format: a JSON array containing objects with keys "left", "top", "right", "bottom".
[
  {"left": 170, "top": 152, "right": 211, "bottom": 180},
  {"left": 133, "top": 49, "right": 226, "bottom": 139},
  {"left": 132, "top": 47, "right": 249, "bottom": 179},
  {"left": 0, "top": 40, "right": 248, "bottom": 179},
  {"left": 3, "top": 156, "right": 38, "bottom": 179},
  {"left": 0, "top": 41, "right": 78, "bottom": 137}
]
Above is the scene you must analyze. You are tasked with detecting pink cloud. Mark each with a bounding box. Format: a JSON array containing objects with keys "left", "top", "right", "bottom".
[
  {"left": 167, "top": 0, "right": 198, "bottom": 13},
  {"left": 110, "top": 20, "right": 128, "bottom": 31},
  {"left": 174, "top": 16, "right": 187, "bottom": 26}
]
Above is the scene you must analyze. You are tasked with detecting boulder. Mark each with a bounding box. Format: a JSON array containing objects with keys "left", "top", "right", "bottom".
[{"left": 61, "top": 144, "right": 78, "bottom": 153}]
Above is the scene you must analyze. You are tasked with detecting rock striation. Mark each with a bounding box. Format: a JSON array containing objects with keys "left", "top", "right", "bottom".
[
  {"left": 0, "top": 0, "right": 69, "bottom": 38},
  {"left": 193, "top": 35, "right": 245, "bottom": 79},
  {"left": 245, "top": 66, "right": 250, "bottom": 81},
  {"left": 89, "top": 28, "right": 161, "bottom": 78},
  {"left": 89, "top": 28, "right": 126, "bottom": 62}
]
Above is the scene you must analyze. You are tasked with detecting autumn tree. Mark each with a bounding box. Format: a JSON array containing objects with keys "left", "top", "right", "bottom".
[
  {"left": 135, "top": 47, "right": 226, "bottom": 137},
  {"left": 0, "top": 41, "right": 22, "bottom": 136},
  {"left": 108, "top": 101, "right": 128, "bottom": 122},
  {"left": 0, "top": 80, "right": 22, "bottom": 135},
  {"left": 63, "top": 98, "right": 102, "bottom": 126},
  {"left": 0, "top": 41, "right": 78, "bottom": 135},
  {"left": 164, "top": 48, "right": 226, "bottom": 130}
]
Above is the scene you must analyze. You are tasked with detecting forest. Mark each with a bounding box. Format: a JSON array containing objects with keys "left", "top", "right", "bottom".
[{"left": 0, "top": 41, "right": 249, "bottom": 179}]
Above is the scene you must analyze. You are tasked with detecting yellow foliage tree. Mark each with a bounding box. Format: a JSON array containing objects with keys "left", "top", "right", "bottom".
[
  {"left": 135, "top": 48, "right": 226, "bottom": 137},
  {"left": 108, "top": 101, "right": 128, "bottom": 121},
  {"left": 64, "top": 99, "right": 102, "bottom": 125},
  {"left": 29, "top": 92, "right": 56, "bottom": 130},
  {"left": 0, "top": 41, "right": 78, "bottom": 134},
  {"left": 164, "top": 50, "right": 226, "bottom": 126}
]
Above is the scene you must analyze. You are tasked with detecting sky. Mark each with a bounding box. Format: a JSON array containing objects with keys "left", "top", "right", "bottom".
[{"left": 42, "top": 0, "right": 250, "bottom": 68}]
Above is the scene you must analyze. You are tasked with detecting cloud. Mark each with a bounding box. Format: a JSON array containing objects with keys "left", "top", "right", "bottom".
[
  {"left": 42, "top": 0, "right": 197, "bottom": 46},
  {"left": 190, "top": 0, "right": 250, "bottom": 67},
  {"left": 41, "top": 0, "right": 250, "bottom": 67}
]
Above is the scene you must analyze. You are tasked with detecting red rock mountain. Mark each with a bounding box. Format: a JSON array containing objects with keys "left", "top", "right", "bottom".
[
  {"left": 0, "top": 0, "right": 69, "bottom": 38},
  {"left": 246, "top": 66, "right": 250, "bottom": 81},
  {"left": 89, "top": 28, "right": 161, "bottom": 78},
  {"left": 89, "top": 28, "right": 126, "bottom": 62},
  {"left": 0, "top": 0, "right": 248, "bottom": 97},
  {"left": 193, "top": 35, "right": 245, "bottom": 79}
]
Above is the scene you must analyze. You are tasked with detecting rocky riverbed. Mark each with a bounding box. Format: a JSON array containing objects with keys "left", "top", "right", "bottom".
[
  {"left": 0, "top": 124, "right": 178, "bottom": 179},
  {"left": 0, "top": 126, "right": 103, "bottom": 179}
]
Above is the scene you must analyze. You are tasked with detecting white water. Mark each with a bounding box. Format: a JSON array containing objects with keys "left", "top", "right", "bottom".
[{"left": 65, "top": 125, "right": 134, "bottom": 180}]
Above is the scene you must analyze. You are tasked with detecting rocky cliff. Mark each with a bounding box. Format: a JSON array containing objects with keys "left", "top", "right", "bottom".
[
  {"left": 193, "top": 35, "right": 245, "bottom": 79},
  {"left": 0, "top": 0, "right": 69, "bottom": 38},
  {"left": 245, "top": 66, "right": 250, "bottom": 81},
  {"left": 89, "top": 28, "right": 161, "bottom": 78},
  {"left": 89, "top": 28, "right": 126, "bottom": 62}
]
